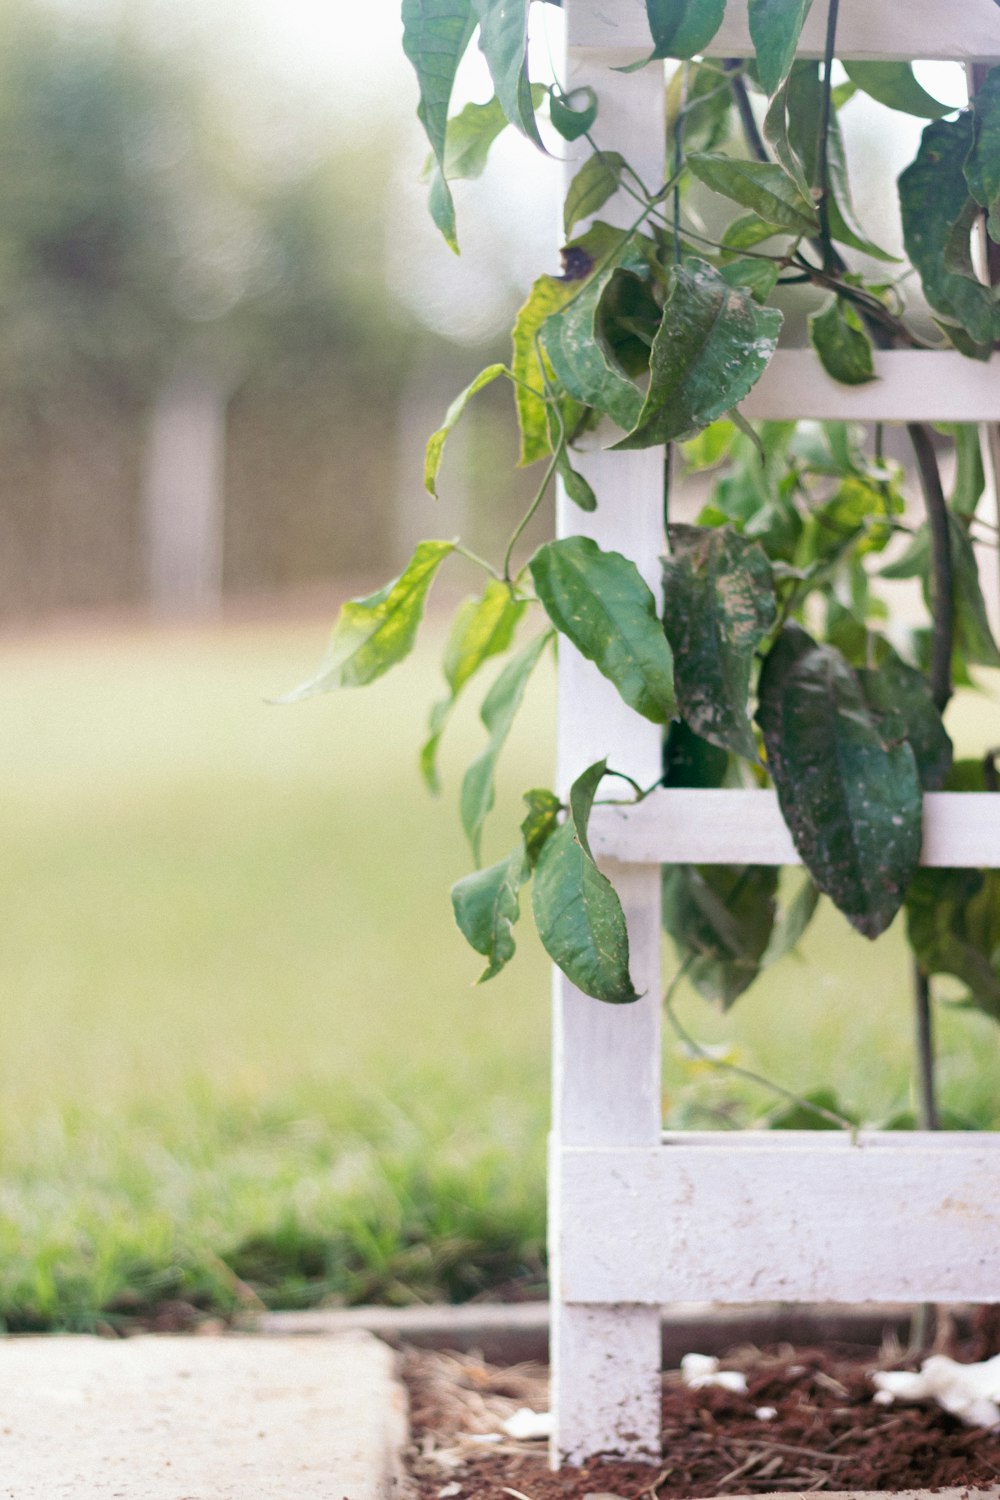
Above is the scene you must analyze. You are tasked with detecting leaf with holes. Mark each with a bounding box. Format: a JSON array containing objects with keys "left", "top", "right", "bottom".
[
  {"left": 756, "top": 625, "right": 922, "bottom": 939},
  {"left": 532, "top": 759, "right": 640, "bottom": 1004},
  {"left": 530, "top": 536, "right": 674, "bottom": 723},
  {"left": 662, "top": 524, "right": 775, "bottom": 760},
  {"left": 615, "top": 260, "right": 782, "bottom": 448}
]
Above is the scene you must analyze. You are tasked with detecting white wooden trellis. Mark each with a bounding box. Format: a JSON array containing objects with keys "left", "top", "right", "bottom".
[{"left": 550, "top": 0, "right": 1000, "bottom": 1468}]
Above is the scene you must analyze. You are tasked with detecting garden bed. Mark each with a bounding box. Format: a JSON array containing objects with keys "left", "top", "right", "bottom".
[{"left": 402, "top": 1335, "right": 1000, "bottom": 1498}]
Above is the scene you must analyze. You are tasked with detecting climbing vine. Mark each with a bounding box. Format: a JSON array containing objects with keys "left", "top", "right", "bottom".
[{"left": 290, "top": 0, "right": 1000, "bottom": 1124}]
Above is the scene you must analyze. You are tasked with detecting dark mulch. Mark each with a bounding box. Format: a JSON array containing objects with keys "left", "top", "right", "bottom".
[{"left": 402, "top": 1341, "right": 1000, "bottom": 1498}]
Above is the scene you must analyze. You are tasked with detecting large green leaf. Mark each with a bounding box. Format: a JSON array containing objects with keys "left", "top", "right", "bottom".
[
  {"left": 687, "top": 153, "right": 820, "bottom": 234},
  {"left": 402, "top": 0, "right": 477, "bottom": 251},
  {"left": 529, "top": 536, "right": 674, "bottom": 723},
  {"left": 906, "top": 868, "right": 1000, "bottom": 1023},
  {"left": 563, "top": 152, "right": 627, "bottom": 236},
  {"left": 949, "top": 516, "right": 1000, "bottom": 668},
  {"left": 541, "top": 240, "right": 647, "bottom": 432},
  {"left": 460, "top": 631, "right": 552, "bottom": 861},
  {"left": 809, "top": 299, "right": 875, "bottom": 386},
  {"left": 452, "top": 848, "right": 527, "bottom": 981},
  {"left": 472, "top": 0, "right": 543, "bottom": 148},
  {"left": 642, "top": 0, "right": 726, "bottom": 58},
  {"left": 662, "top": 863, "right": 779, "bottom": 1007},
  {"left": 424, "top": 364, "right": 506, "bottom": 496},
  {"left": 532, "top": 759, "right": 640, "bottom": 1004},
  {"left": 615, "top": 259, "right": 782, "bottom": 448},
  {"left": 662, "top": 524, "right": 775, "bottom": 760},
  {"left": 279, "top": 541, "right": 454, "bottom": 700},
  {"left": 857, "top": 644, "right": 953, "bottom": 792},
  {"left": 899, "top": 116, "right": 1000, "bottom": 348},
  {"left": 511, "top": 275, "right": 585, "bottom": 466},
  {"left": 421, "top": 579, "right": 527, "bottom": 792},
  {"left": 843, "top": 61, "right": 950, "bottom": 120},
  {"left": 748, "top": 0, "right": 815, "bottom": 96},
  {"left": 966, "top": 64, "right": 1000, "bottom": 242},
  {"left": 756, "top": 625, "right": 923, "bottom": 939}
]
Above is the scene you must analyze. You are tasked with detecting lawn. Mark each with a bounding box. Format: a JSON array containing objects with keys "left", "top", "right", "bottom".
[{"left": 0, "top": 603, "right": 997, "bottom": 1327}]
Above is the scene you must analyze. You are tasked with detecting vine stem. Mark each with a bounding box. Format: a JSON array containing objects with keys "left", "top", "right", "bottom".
[
  {"left": 816, "top": 0, "right": 841, "bottom": 270},
  {"left": 663, "top": 964, "right": 858, "bottom": 1135}
]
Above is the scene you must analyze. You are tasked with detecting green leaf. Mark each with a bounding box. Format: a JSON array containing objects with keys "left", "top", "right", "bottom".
[
  {"left": 402, "top": 0, "right": 477, "bottom": 168},
  {"left": 756, "top": 625, "right": 923, "bottom": 939},
  {"left": 748, "top": 0, "right": 816, "bottom": 96},
  {"left": 680, "top": 419, "right": 736, "bottom": 473},
  {"left": 906, "top": 868, "right": 1000, "bottom": 1023},
  {"left": 594, "top": 267, "right": 662, "bottom": 377},
  {"left": 279, "top": 542, "right": 454, "bottom": 701},
  {"left": 966, "top": 64, "right": 1000, "bottom": 242},
  {"left": 532, "top": 759, "right": 640, "bottom": 1004},
  {"left": 556, "top": 449, "right": 598, "bottom": 511},
  {"left": 809, "top": 299, "right": 876, "bottom": 386},
  {"left": 663, "top": 863, "right": 779, "bottom": 1006},
  {"left": 663, "top": 718, "right": 731, "bottom": 788},
  {"left": 427, "top": 167, "right": 459, "bottom": 253},
  {"left": 452, "top": 849, "right": 527, "bottom": 981},
  {"left": 460, "top": 632, "right": 552, "bottom": 861},
  {"left": 720, "top": 256, "right": 780, "bottom": 303},
  {"left": 564, "top": 151, "right": 627, "bottom": 236},
  {"left": 949, "top": 515, "right": 1000, "bottom": 668},
  {"left": 511, "top": 275, "right": 585, "bottom": 466},
  {"left": 442, "top": 91, "right": 530, "bottom": 178},
  {"left": 947, "top": 424, "right": 986, "bottom": 519},
  {"left": 541, "top": 238, "right": 647, "bottom": 432},
  {"left": 529, "top": 536, "right": 675, "bottom": 723},
  {"left": 666, "top": 58, "right": 733, "bottom": 153},
  {"left": 767, "top": 1087, "right": 856, "bottom": 1131},
  {"left": 420, "top": 579, "right": 527, "bottom": 792},
  {"left": 642, "top": 0, "right": 726, "bottom": 59},
  {"left": 843, "top": 61, "right": 951, "bottom": 120},
  {"left": 425, "top": 364, "right": 507, "bottom": 496},
  {"left": 472, "top": 0, "right": 543, "bottom": 148},
  {"left": 615, "top": 259, "right": 782, "bottom": 447},
  {"left": 550, "top": 85, "right": 598, "bottom": 142},
  {"left": 761, "top": 873, "right": 820, "bottom": 966},
  {"left": 521, "top": 787, "right": 563, "bottom": 867},
  {"left": 721, "top": 213, "right": 786, "bottom": 251},
  {"left": 662, "top": 524, "right": 776, "bottom": 760},
  {"left": 687, "top": 153, "right": 820, "bottom": 234},
  {"left": 899, "top": 116, "right": 1000, "bottom": 347},
  {"left": 857, "top": 644, "right": 953, "bottom": 791}
]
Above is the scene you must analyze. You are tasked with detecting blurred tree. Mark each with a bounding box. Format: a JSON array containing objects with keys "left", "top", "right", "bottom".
[{"left": 0, "top": 0, "right": 414, "bottom": 613}]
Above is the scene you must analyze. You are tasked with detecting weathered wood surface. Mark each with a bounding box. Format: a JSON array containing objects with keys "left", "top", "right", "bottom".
[
  {"left": 557, "top": 1134, "right": 1000, "bottom": 1305},
  {"left": 743, "top": 351, "right": 1000, "bottom": 424},
  {"left": 567, "top": 0, "right": 1000, "bottom": 63},
  {"left": 589, "top": 790, "right": 1000, "bottom": 868}
]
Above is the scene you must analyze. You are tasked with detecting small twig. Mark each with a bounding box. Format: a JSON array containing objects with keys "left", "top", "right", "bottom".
[{"left": 726, "top": 63, "right": 769, "bottom": 164}]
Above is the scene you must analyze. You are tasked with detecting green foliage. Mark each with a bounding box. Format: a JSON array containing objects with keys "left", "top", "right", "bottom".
[
  {"left": 809, "top": 299, "right": 875, "bottom": 385},
  {"left": 641, "top": 0, "right": 727, "bottom": 61},
  {"left": 662, "top": 524, "right": 775, "bottom": 760},
  {"left": 757, "top": 627, "right": 923, "bottom": 940},
  {"left": 563, "top": 152, "right": 628, "bottom": 235},
  {"left": 532, "top": 761, "right": 640, "bottom": 1004},
  {"left": 966, "top": 66, "right": 1000, "bottom": 243},
  {"left": 425, "top": 364, "right": 507, "bottom": 496},
  {"left": 530, "top": 537, "right": 674, "bottom": 723},
  {"left": 280, "top": 542, "right": 453, "bottom": 700},
  {"left": 748, "top": 0, "right": 816, "bottom": 96},
  {"left": 663, "top": 863, "right": 779, "bottom": 1006},
  {"left": 452, "top": 849, "right": 527, "bottom": 981},
  {"left": 473, "top": 0, "right": 545, "bottom": 148},
  {"left": 842, "top": 61, "right": 950, "bottom": 119}
]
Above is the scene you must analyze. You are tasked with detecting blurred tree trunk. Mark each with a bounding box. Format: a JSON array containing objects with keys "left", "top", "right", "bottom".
[{"left": 143, "top": 372, "right": 227, "bottom": 614}]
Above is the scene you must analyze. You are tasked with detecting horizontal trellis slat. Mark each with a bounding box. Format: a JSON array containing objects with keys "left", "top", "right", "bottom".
[
  {"left": 589, "top": 789, "right": 1000, "bottom": 867},
  {"left": 742, "top": 350, "right": 1000, "bottom": 424},
  {"left": 567, "top": 0, "right": 1000, "bottom": 63},
  {"left": 556, "top": 1134, "right": 1000, "bottom": 1304}
]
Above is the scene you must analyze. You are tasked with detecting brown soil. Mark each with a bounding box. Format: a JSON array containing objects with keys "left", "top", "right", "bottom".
[{"left": 402, "top": 1342, "right": 1000, "bottom": 1498}]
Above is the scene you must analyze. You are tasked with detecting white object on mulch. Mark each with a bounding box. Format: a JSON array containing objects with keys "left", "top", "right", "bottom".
[
  {"left": 754, "top": 1405, "right": 778, "bottom": 1421},
  {"left": 500, "top": 1407, "right": 553, "bottom": 1441},
  {"left": 872, "top": 1353, "right": 1000, "bottom": 1428},
  {"left": 680, "top": 1353, "right": 749, "bottom": 1395}
]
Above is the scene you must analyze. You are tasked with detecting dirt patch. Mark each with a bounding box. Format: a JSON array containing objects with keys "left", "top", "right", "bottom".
[{"left": 402, "top": 1341, "right": 1000, "bottom": 1497}]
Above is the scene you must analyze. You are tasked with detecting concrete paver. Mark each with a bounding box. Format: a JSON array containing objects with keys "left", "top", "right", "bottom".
[{"left": 0, "top": 1331, "right": 405, "bottom": 1499}]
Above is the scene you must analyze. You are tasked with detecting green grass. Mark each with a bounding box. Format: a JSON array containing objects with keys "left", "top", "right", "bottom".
[{"left": 0, "top": 607, "right": 997, "bottom": 1327}]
